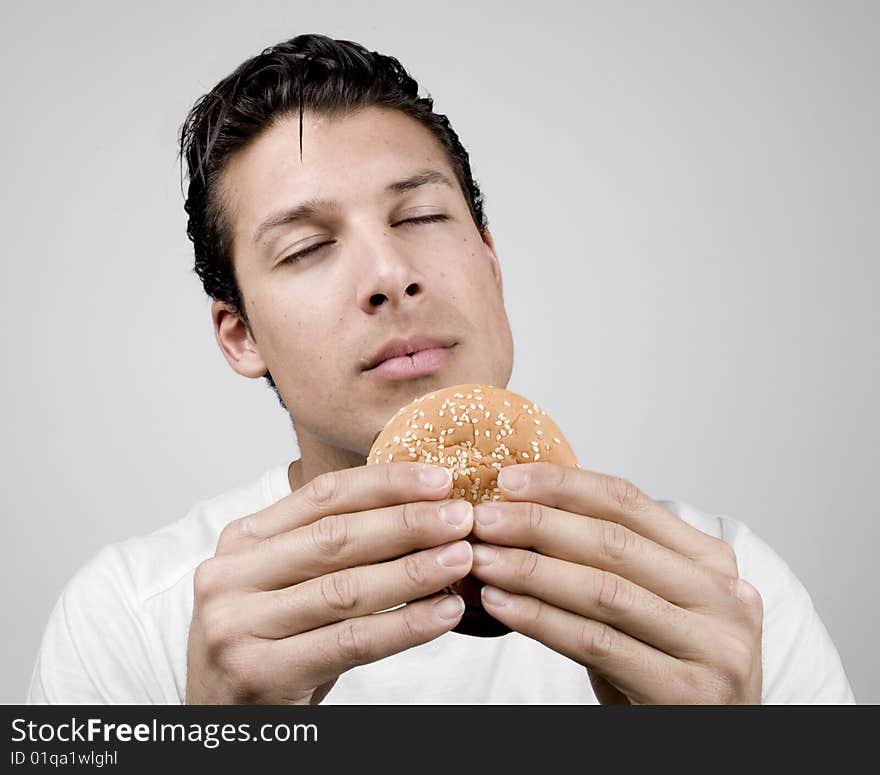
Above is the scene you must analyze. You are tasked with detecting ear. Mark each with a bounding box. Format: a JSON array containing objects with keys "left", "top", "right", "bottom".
[
  {"left": 481, "top": 227, "right": 503, "bottom": 295},
  {"left": 211, "top": 300, "right": 269, "bottom": 379}
]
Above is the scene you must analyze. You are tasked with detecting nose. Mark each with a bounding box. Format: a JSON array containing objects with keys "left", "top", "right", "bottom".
[
  {"left": 367, "top": 281, "right": 422, "bottom": 309},
  {"left": 356, "top": 230, "right": 426, "bottom": 312}
]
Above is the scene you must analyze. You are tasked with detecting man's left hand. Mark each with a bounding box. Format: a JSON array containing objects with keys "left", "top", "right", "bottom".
[{"left": 470, "top": 463, "right": 764, "bottom": 704}]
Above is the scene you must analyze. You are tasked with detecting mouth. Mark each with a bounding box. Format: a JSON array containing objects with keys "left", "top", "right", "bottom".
[{"left": 363, "top": 343, "right": 457, "bottom": 381}]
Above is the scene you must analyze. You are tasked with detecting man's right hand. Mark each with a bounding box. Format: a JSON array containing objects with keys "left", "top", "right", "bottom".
[{"left": 184, "top": 462, "right": 472, "bottom": 704}]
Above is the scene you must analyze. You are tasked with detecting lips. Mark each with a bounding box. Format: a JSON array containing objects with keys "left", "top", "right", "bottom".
[{"left": 362, "top": 334, "right": 457, "bottom": 372}]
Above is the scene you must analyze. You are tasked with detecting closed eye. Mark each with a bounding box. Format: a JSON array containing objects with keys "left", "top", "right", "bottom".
[
  {"left": 398, "top": 214, "right": 449, "bottom": 227},
  {"left": 279, "top": 214, "right": 450, "bottom": 265}
]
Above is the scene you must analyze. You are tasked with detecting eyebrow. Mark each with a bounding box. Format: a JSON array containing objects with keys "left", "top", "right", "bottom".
[{"left": 251, "top": 169, "right": 456, "bottom": 245}]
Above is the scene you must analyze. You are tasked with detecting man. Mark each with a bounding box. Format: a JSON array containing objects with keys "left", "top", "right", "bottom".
[{"left": 27, "top": 34, "right": 854, "bottom": 704}]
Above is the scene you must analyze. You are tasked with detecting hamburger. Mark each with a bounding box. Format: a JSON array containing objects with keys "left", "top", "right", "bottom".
[{"left": 367, "top": 383, "right": 579, "bottom": 637}]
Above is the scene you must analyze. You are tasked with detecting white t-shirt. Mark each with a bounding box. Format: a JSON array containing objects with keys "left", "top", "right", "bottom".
[{"left": 26, "top": 463, "right": 856, "bottom": 704}]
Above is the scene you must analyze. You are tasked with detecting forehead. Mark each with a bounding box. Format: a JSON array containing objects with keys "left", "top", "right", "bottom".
[{"left": 221, "top": 106, "right": 457, "bottom": 235}]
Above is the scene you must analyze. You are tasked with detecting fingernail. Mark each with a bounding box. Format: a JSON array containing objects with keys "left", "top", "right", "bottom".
[
  {"left": 439, "top": 500, "right": 471, "bottom": 526},
  {"left": 437, "top": 541, "right": 471, "bottom": 567},
  {"left": 472, "top": 544, "right": 498, "bottom": 565},
  {"left": 481, "top": 585, "right": 510, "bottom": 607},
  {"left": 434, "top": 594, "right": 465, "bottom": 620},
  {"left": 421, "top": 466, "right": 452, "bottom": 488},
  {"left": 499, "top": 468, "right": 527, "bottom": 491},
  {"left": 474, "top": 503, "right": 500, "bottom": 526}
]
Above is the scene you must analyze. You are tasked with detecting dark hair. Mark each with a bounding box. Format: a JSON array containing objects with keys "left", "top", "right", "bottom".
[{"left": 178, "top": 33, "right": 489, "bottom": 410}]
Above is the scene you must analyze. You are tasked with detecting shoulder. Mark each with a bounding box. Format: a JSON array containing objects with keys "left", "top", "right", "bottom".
[
  {"left": 27, "top": 463, "right": 290, "bottom": 704},
  {"left": 107, "top": 462, "right": 291, "bottom": 601}
]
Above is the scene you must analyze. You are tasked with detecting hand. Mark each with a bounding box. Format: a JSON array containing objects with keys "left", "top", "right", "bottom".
[
  {"left": 185, "top": 463, "right": 474, "bottom": 704},
  {"left": 469, "top": 463, "right": 763, "bottom": 704}
]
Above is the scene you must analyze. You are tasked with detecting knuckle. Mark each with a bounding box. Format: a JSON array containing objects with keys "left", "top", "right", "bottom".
[
  {"left": 606, "top": 476, "right": 645, "bottom": 514},
  {"left": 335, "top": 619, "right": 371, "bottom": 667},
  {"left": 193, "top": 558, "right": 225, "bottom": 604},
  {"left": 685, "top": 664, "right": 731, "bottom": 704},
  {"left": 595, "top": 571, "right": 627, "bottom": 613},
  {"left": 319, "top": 569, "right": 360, "bottom": 613},
  {"left": 402, "top": 552, "right": 430, "bottom": 588},
  {"left": 553, "top": 464, "right": 571, "bottom": 491},
  {"left": 311, "top": 513, "right": 350, "bottom": 559},
  {"left": 216, "top": 521, "right": 238, "bottom": 552},
  {"left": 714, "top": 539, "right": 739, "bottom": 576},
  {"left": 730, "top": 577, "right": 764, "bottom": 623},
  {"left": 724, "top": 634, "right": 756, "bottom": 680},
  {"left": 579, "top": 620, "right": 616, "bottom": 659},
  {"left": 515, "top": 549, "right": 540, "bottom": 581},
  {"left": 598, "top": 521, "right": 633, "bottom": 563},
  {"left": 385, "top": 462, "right": 398, "bottom": 490},
  {"left": 223, "top": 652, "right": 266, "bottom": 700},
  {"left": 526, "top": 501, "right": 546, "bottom": 533},
  {"left": 400, "top": 602, "right": 428, "bottom": 642},
  {"left": 524, "top": 596, "right": 548, "bottom": 631},
  {"left": 306, "top": 470, "right": 340, "bottom": 508},
  {"left": 217, "top": 514, "right": 259, "bottom": 552},
  {"left": 710, "top": 635, "right": 757, "bottom": 701},
  {"left": 200, "top": 603, "right": 237, "bottom": 655},
  {"left": 399, "top": 500, "right": 422, "bottom": 537}
]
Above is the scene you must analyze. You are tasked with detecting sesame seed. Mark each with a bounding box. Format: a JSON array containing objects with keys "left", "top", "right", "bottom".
[
  {"left": 534, "top": 453, "right": 541, "bottom": 460},
  {"left": 503, "top": 400, "right": 510, "bottom": 407},
  {"left": 522, "top": 452, "right": 530, "bottom": 459},
  {"left": 553, "top": 437, "right": 561, "bottom": 443}
]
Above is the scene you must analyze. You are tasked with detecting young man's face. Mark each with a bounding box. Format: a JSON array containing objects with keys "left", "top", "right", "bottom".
[{"left": 213, "top": 106, "right": 514, "bottom": 461}]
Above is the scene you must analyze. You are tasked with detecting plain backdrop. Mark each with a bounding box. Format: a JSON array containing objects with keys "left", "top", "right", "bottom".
[{"left": 2, "top": 0, "right": 877, "bottom": 703}]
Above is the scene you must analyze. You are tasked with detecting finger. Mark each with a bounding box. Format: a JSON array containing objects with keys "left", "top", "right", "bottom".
[
  {"left": 217, "top": 462, "right": 454, "bottom": 554},
  {"left": 496, "top": 463, "right": 737, "bottom": 577},
  {"left": 232, "top": 497, "right": 473, "bottom": 591},
  {"left": 265, "top": 593, "right": 467, "bottom": 689},
  {"left": 472, "top": 501, "right": 740, "bottom": 613},
  {"left": 243, "top": 541, "right": 474, "bottom": 639},
  {"left": 477, "top": 585, "right": 696, "bottom": 704},
  {"left": 470, "top": 545, "right": 712, "bottom": 660}
]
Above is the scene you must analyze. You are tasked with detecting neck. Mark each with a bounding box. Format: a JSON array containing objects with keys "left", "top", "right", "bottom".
[{"left": 287, "top": 425, "right": 367, "bottom": 493}]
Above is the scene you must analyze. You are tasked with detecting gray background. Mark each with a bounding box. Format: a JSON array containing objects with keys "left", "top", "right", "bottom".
[{"left": 2, "top": 0, "right": 877, "bottom": 703}]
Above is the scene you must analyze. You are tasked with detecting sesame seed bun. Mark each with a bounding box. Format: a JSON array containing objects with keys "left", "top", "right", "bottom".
[{"left": 367, "top": 383, "right": 580, "bottom": 637}]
